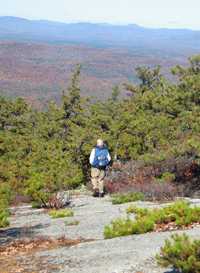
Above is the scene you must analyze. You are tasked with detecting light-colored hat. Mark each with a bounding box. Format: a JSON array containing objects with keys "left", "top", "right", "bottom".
[{"left": 97, "top": 139, "right": 103, "bottom": 143}]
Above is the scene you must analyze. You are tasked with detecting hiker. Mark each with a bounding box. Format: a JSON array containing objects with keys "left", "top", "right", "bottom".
[{"left": 89, "top": 139, "right": 111, "bottom": 197}]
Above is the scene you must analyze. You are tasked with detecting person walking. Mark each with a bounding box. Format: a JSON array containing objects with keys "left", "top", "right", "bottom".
[{"left": 89, "top": 139, "right": 111, "bottom": 197}]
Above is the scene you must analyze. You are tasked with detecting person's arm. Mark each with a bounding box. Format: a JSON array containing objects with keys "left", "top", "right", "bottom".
[{"left": 89, "top": 148, "right": 95, "bottom": 165}]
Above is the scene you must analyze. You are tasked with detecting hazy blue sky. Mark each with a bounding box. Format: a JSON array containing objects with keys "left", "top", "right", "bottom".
[{"left": 1, "top": 0, "right": 200, "bottom": 30}]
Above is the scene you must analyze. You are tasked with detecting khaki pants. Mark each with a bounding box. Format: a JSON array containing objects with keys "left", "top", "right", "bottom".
[{"left": 91, "top": 167, "right": 105, "bottom": 193}]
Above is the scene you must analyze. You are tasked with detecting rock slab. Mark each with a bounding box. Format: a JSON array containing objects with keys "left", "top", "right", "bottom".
[{"left": 2, "top": 193, "right": 200, "bottom": 272}]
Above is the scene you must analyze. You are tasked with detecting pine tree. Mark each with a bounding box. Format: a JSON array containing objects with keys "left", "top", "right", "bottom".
[{"left": 123, "top": 65, "right": 164, "bottom": 96}]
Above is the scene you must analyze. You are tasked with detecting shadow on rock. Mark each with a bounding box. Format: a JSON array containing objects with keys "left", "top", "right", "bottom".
[{"left": 0, "top": 223, "right": 50, "bottom": 244}]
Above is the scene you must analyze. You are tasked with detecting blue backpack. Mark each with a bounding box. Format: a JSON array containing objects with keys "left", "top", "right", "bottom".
[{"left": 92, "top": 146, "right": 109, "bottom": 168}]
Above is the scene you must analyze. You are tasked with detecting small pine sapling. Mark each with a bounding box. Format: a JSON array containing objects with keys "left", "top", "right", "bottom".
[
  {"left": 110, "top": 191, "right": 146, "bottom": 205},
  {"left": 48, "top": 208, "right": 74, "bottom": 218},
  {"left": 64, "top": 220, "right": 79, "bottom": 226},
  {"left": 156, "top": 233, "right": 200, "bottom": 273},
  {"left": 0, "top": 209, "right": 10, "bottom": 228}
]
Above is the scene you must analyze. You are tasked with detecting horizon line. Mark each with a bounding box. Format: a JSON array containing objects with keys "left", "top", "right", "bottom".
[{"left": 0, "top": 15, "right": 200, "bottom": 31}]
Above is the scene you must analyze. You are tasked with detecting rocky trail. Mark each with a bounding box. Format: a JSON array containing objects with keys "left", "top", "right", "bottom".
[{"left": 1, "top": 188, "right": 200, "bottom": 273}]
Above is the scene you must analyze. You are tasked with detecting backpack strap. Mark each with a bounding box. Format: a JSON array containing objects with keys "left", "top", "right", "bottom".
[{"left": 96, "top": 146, "right": 105, "bottom": 151}]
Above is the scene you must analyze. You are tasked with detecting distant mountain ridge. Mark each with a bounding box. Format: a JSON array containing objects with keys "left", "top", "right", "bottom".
[{"left": 0, "top": 16, "right": 200, "bottom": 50}]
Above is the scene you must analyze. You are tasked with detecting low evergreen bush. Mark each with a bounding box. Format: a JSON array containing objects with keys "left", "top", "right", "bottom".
[
  {"left": 127, "top": 200, "right": 200, "bottom": 227},
  {"left": 110, "top": 191, "right": 146, "bottom": 204},
  {"left": 0, "top": 209, "right": 10, "bottom": 228},
  {"left": 64, "top": 220, "right": 79, "bottom": 226},
  {"left": 152, "top": 172, "right": 175, "bottom": 183},
  {"left": 156, "top": 233, "right": 200, "bottom": 273},
  {"left": 48, "top": 208, "right": 74, "bottom": 218},
  {"left": 104, "top": 200, "right": 200, "bottom": 239}
]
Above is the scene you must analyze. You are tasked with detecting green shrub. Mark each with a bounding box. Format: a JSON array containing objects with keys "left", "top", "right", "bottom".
[
  {"left": 104, "top": 215, "right": 155, "bottom": 238},
  {"left": 127, "top": 200, "right": 200, "bottom": 226},
  {"left": 0, "top": 209, "right": 10, "bottom": 228},
  {"left": 110, "top": 191, "right": 146, "bottom": 205},
  {"left": 152, "top": 172, "right": 175, "bottom": 183},
  {"left": 104, "top": 200, "right": 200, "bottom": 239},
  {"left": 104, "top": 216, "right": 134, "bottom": 238},
  {"left": 48, "top": 208, "right": 74, "bottom": 218},
  {"left": 156, "top": 233, "right": 200, "bottom": 273},
  {"left": 64, "top": 220, "right": 79, "bottom": 226}
]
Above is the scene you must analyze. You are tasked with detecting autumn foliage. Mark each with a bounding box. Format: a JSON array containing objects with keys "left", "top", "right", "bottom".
[
  {"left": 104, "top": 158, "right": 200, "bottom": 201},
  {"left": 0, "top": 41, "right": 192, "bottom": 108}
]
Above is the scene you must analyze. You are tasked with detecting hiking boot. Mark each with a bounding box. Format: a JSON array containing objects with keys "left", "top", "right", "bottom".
[
  {"left": 93, "top": 188, "right": 99, "bottom": 197},
  {"left": 99, "top": 192, "right": 104, "bottom": 198}
]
